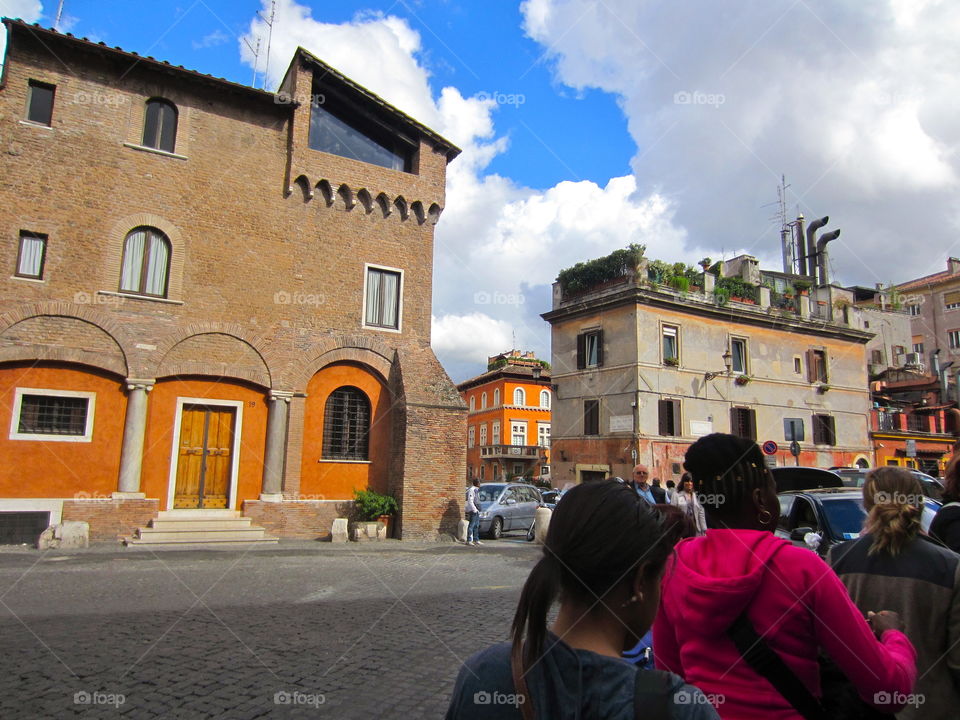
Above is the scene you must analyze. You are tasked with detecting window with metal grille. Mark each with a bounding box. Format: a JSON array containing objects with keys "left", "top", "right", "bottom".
[
  {"left": 813, "top": 414, "right": 836, "bottom": 445},
  {"left": 730, "top": 407, "right": 756, "bottom": 440},
  {"left": 322, "top": 386, "right": 370, "bottom": 460},
  {"left": 142, "top": 98, "right": 178, "bottom": 153},
  {"left": 18, "top": 395, "right": 88, "bottom": 435},
  {"left": 584, "top": 399, "right": 600, "bottom": 435}
]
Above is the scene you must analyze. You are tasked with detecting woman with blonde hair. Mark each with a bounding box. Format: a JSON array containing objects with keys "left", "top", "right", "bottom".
[{"left": 829, "top": 466, "right": 960, "bottom": 720}]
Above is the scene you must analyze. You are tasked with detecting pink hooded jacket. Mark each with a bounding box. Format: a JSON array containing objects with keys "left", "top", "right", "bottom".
[{"left": 653, "top": 529, "right": 916, "bottom": 719}]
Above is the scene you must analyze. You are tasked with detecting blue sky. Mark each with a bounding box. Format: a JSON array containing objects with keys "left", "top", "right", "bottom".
[{"left": 4, "top": 1, "right": 960, "bottom": 383}]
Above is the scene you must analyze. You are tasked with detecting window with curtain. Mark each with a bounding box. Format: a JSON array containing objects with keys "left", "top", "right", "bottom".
[
  {"left": 142, "top": 99, "right": 178, "bottom": 153},
  {"left": 365, "top": 266, "right": 401, "bottom": 329},
  {"left": 322, "top": 386, "right": 370, "bottom": 460},
  {"left": 120, "top": 227, "right": 170, "bottom": 297},
  {"left": 16, "top": 231, "right": 47, "bottom": 279}
]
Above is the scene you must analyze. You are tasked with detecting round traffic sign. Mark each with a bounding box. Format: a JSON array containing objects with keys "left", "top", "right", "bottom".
[{"left": 762, "top": 440, "right": 778, "bottom": 455}]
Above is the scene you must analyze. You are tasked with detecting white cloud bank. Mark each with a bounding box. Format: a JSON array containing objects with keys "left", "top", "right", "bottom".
[{"left": 0, "top": 1, "right": 43, "bottom": 71}]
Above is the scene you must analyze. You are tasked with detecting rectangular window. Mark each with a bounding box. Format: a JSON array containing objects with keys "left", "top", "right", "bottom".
[
  {"left": 913, "top": 342, "right": 924, "bottom": 354},
  {"left": 908, "top": 304, "right": 921, "bottom": 316},
  {"left": 813, "top": 414, "right": 836, "bottom": 445},
  {"left": 26, "top": 81, "right": 55, "bottom": 126},
  {"left": 468, "top": 426, "right": 475, "bottom": 449},
  {"left": 479, "top": 424, "right": 487, "bottom": 446},
  {"left": 784, "top": 418, "right": 805, "bottom": 442},
  {"left": 807, "top": 349, "right": 828, "bottom": 383},
  {"left": 950, "top": 331, "right": 960, "bottom": 350},
  {"left": 309, "top": 95, "right": 411, "bottom": 172},
  {"left": 584, "top": 399, "right": 600, "bottom": 436},
  {"left": 541, "top": 465, "right": 550, "bottom": 476},
  {"left": 945, "top": 291, "right": 960, "bottom": 310},
  {"left": 538, "top": 423, "right": 550, "bottom": 448},
  {"left": 492, "top": 421, "right": 501, "bottom": 445},
  {"left": 662, "top": 325, "right": 678, "bottom": 364},
  {"left": 577, "top": 330, "right": 603, "bottom": 369},
  {"left": 511, "top": 421, "right": 527, "bottom": 446},
  {"left": 731, "top": 338, "right": 748, "bottom": 374},
  {"left": 10, "top": 389, "right": 95, "bottom": 442},
  {"left": 730, "top": 407, "right": 756, "bottom": 441},
  {"left": 870, "top": 349, "right": 884, "bottom": 364},
  {"left": 15, "top": 231, "right": 47, "bottom": 279},
  {"left": 794, "top": 356, "right": 802, "bottom": 374},
  {"left": 658, "top": 399, "right": 680, "bottom": 437},
  {"left": 364, "top": 265, "right": 402, "bottom": 330}
]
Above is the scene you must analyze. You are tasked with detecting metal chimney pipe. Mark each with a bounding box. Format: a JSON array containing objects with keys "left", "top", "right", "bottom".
[
  {"left": 781, "top": 227, "right": 793, "bottom": 274},
  {"left": 816, "top": 229, "right": 841, "bottom": 286},
  {"left": 795, "top": 215, "right": 806, "bottom": 275},
  {"left": 806, "top": 216, "right": 829, "bottom": 285}
]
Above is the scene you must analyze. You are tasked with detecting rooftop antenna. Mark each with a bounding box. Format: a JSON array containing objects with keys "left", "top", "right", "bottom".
[
  {"left": 243, "top": 35, "right": 261, "bottom": 87},
  {"left": 55, "top": 1, "right": 66, "bottom": 30},
  {"left": 257, "top": 0, "right": 277, "bottom": 90}
]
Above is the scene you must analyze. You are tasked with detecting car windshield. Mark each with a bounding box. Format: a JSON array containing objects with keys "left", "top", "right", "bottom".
[
  {"left": 819, "top": 497, "right": 867, "bottom": 540},
  {"left": 477, "top": 485, "right": 505, "bottom": 504}
]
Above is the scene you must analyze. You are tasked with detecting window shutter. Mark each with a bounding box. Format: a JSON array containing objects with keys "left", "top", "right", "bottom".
[
  {"left": 658, "top": 400, "right": 668, "bottom": 436},
  {"left": 672, "top": 400, "right": 681, "bottom": 436},
  {"left": 748, "top": 409, "right": 757, "bottom": 440},
  {"left": 806, "top": 349, "right": 816, "bottom": 383},
  {"left": 596, "top": 330, "right": 604, "bottom": 367},
  {"left": 576, "top": 333, "right": 586, "bottom": 369}
]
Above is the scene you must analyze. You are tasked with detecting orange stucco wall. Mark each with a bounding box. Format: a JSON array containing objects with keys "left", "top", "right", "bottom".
[
  {"left": 299, "top": 362, "right": 392, "bottom": 500},
  {"left": 140, "top": 378, "right": 268, "bottom": 510},
  {"left": 0, "top": 362, "right": 126, "bottom": 498}
]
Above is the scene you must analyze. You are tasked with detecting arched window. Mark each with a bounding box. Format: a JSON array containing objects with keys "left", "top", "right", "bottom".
[
  {"left": 469, "top": 396, "right": 476, "bottom": 412},
  {"left": 540, "top": 389, "right": 550, "bottom": 409},
  {"left": 322, "top": 386, "right": 370, "bottom": 460},
  {"left": 481, "top": 392, "right": 487, "bottom": 409},
  {"left": 142, "top": 98, "right": 178, "bottom": 153},
  {"left": 120, "top": 227, "right": 170, "bottom": 297},
  {"left": 493, "top": 388, "right": 500, "bottom": 406},
  {"left": 514, "top": 387, "right": 525, "bottom": 406}
]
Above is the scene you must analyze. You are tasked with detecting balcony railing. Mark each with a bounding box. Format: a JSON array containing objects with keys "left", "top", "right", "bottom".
[
  {"left": 871, "top": 411, "right": 944, "bottom": 435},
  {"left": 480, "top": 444, "right": 542, "bottom": 459}
]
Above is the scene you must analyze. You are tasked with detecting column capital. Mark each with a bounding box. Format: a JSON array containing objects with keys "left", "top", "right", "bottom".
[
  {"left": 269, "top": 389, "right": 296, "bottom": 403},
  {"left": 125, "top": 378, "right": 156, "bottom": 393}
]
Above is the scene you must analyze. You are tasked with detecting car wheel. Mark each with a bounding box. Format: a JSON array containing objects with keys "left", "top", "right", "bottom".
[
  {"left": 489, "top": 517, "right": 503, "bottom": 540},
  {"left": 526, "top": 519, "right": 536, "bottom": 542}
]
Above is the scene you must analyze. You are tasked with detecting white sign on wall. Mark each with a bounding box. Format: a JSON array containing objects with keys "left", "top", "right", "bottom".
[
  {"left": 609, "top": 415, "right": 633, "bottom": 433},
  {"left": 689, "top": 420, "right": 714, "bottom": 437}
]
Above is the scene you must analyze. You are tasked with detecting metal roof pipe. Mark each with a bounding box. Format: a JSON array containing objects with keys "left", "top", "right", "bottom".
[
  {"left": 795, "top": 215, "right": 806, "bottom": 275},
  {"left": 806, "top": 215, "right": 829, "bottom": 285},
  {"left": 816, "top": 229, "right": 841, "bottom": 285}
]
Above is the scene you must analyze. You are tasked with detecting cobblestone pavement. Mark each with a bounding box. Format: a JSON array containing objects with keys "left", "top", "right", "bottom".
[{"left": 0, "top": 537, "right": 540, "bottom": 719}]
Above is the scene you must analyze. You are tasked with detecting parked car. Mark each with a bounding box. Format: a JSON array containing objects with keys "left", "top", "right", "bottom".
[
  {"left": 773, "top": 468, "right": 942, "bottom": 557},
  {"left": 476, "top": 483, "right": 542, "bottom": 539},
  {"left": 832, "top": 467, "right": 944, "bottom": 501},
  {"left": 524, "top": 489, "right": 563, "bottom": 542}
]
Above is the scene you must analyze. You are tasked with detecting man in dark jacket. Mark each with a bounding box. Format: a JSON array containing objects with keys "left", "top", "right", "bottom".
[{"left": 630, "top": 465, "right": 666, "bottom": 504}]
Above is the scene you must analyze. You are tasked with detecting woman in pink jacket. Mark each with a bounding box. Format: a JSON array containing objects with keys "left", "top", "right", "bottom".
[{"left": 653, "top": 433, "right": 917, "bottom": 720}]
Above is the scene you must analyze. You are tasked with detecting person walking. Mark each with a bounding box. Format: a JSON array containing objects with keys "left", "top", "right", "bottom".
[
  {"left": 671, "top": 473, "right": 707, "bottom": 536},
  {"left": 829, "top": 467, "right": 960, "bottom": 720},
  {"left": 630, "top": 464, "right": 666, "bottom": 504},
  {"left": 464, "top": 478, "right": 483, "bottom": 546},
  {"left": 930, "top": 453, "right": 960, "bottom": 553},
  {"left": 654, "top": 433, "right": 917, "bottom": 720},
  {"left": 445, "top": 480, "right": 719, "bottom": 719}
]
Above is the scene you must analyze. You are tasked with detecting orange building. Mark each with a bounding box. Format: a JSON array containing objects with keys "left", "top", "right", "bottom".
[
  {"left": 0, "top": 21, "right": 465, "bottom": 543},
  {"left": 457, "top": 351, "right": 552, "bottom": 484}
]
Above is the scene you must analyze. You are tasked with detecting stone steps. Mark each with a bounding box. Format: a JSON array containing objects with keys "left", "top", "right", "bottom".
[{"left": 123, "top": 511, "right": 278, "bottom": 547}]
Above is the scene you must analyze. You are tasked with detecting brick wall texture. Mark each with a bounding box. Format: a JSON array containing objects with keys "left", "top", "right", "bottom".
[{"left": 0, "top": 23, "right": 467, "bottom": 540}]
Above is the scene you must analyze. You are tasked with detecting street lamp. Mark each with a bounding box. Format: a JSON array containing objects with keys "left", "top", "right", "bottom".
[
  {"left": 532, "top": 365, "right": 542, "bottom": 379},
  {"left": 704, "top": 349, "right": 733, "bottom": 381}
]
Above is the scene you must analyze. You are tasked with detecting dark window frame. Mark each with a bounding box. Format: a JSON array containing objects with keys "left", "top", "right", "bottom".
[
  {"left": 807, "top": 349, "right": 828, "bottom": 383},
  {"left": 658, "top": 398, "right": 680, "bottom": 437},
  {"left": 730, "top": 407, "right": 756, "bottom": 441},
  {"left": 142, "top": 98, "right": 179, "bottom": 153},
  {"left": 15, "top": 231, "right": 47, "bottom": 279},
  {"left": 576, "top": 330, "right": 603, "bottom": 369},
  {"left": 812, "top": 414, "right": 836, "bottom": 446},
  {"left": 322, "top": 386, "right": 371, "bottom": 460},
  {"left": 119, "top": 226, "right": 171, "bottom": 298},
  {"left": 364, "top": 266, "right": 402, "bottom": 329},
  {"left": 26, "top": 80, "right": 55, "bottom": 126},
  {"left": 784, "top": 417, "right": 805, "bottom": 442},
  {"left": 583, "top": 399, "right": 600, "bottom": 436}
]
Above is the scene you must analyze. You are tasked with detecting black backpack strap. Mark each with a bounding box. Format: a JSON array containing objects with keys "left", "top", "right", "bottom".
[
  {"left": 633, "top": 669, "right": 673, "bottom": 720},
  {"left": 727, "top": 612, "right": 829, "bottom": 720}
]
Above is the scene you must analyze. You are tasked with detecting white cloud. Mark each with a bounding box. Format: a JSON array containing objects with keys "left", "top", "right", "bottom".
[
  {"left": 519, "top": 0, "right": 960, "bottom": 286},
  {"left": 431, "top": 313, "right": 514, "bottom": 364},
  {"left": 0, "top": 1, "right": 43, "bottom": 71},
  {"left": 193, "top": 29, "right": 229, "bottom": 50}
]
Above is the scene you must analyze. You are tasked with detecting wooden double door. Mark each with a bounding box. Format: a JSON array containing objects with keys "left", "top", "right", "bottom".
[{"left": 173, "top": 404, "right": 236, "bottom": 509}]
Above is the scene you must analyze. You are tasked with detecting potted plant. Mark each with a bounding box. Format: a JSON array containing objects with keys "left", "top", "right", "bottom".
[
  {"left": 352, "top": 489, "right": 399, "bottom": 539},
  {"left": 817, "top": 383, "right": 830, "bottom": 394},
  {"left": 664, "top": 356, "right": 680, "bottom": 367},
  {"left": 734, "top": 375, "right": 751, "bottom": 386},
  {"left": 698, "top": 257, "right": 712, "bottom": 272},
  {"left": 793, "top": 279, "right": 812, "bottom": 295}
]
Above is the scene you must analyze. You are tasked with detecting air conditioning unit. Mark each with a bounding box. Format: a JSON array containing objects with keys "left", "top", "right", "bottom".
[{"left": 905, "top": 352, "right": 921, "bottom": 366}]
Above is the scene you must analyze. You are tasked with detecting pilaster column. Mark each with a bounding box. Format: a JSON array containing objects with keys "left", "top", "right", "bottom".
[
  {"left": 261, "top": 390, "right": 293, "bottom": 500},
  {"left": 115, "top": 379, "right": 155, "bottom": 497}
]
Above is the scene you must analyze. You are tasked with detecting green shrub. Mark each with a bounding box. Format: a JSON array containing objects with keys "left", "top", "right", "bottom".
[
  {"left": 557, "top": 243, "right": 645, "bottom": 296},
  {"left": 352, "top": 489, "right": 399, "bottom": 521}
]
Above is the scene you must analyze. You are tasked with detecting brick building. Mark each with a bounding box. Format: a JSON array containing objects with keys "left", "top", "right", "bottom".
[
  {"left": 0, "top": 20, "right": 466, "bottom": 542},
  {"left": 543, "top": 249, "right": 874, "bottom": 485},
  {"left": 456, "top": 350, "right": 551, "bottom": 484}
]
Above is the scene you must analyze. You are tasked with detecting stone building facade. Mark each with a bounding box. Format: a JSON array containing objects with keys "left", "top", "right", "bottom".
[
  {"left": 543, "top": 255, "right": 874, "bottom": 486},
  {"left": 0, "top": 20, "right": 465, "bottom": 541}
]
